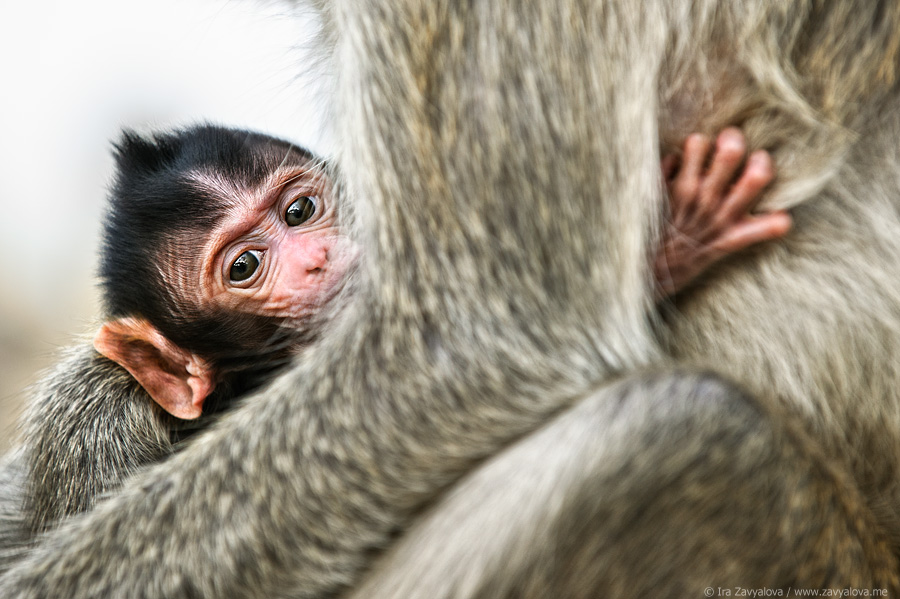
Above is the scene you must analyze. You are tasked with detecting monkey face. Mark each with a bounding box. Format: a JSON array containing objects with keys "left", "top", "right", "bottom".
[{"left": 186, "top": 162, "right": 357, "bottom": 325}]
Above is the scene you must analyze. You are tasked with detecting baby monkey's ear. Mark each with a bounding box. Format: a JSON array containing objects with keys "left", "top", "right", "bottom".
[{"left": 93, "top": 317, "right": 215, "bottom": 420}]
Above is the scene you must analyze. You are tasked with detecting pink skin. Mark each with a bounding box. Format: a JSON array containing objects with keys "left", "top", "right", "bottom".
[
  {"left": 197, "top": 167, "right": 354, "bottom": 323},
  {"left": 655, "top": 128, "right": 791, "bottom": 297}
]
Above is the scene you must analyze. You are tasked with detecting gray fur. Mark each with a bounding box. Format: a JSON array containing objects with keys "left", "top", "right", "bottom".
[
  {"left": 350, "top": 372, "right": 889, "bottom": 597},
  {"left": 20, "top": 345, "right": 176, "bottom": 534},
  {"left": 3, "top": 0, "right": 900, "bottom": 596},
  {"left": 0, "top": 345, "right": 175, "bottom": 575},
  {"left": 0, "top": 450, "right": 30, "bottom": 578}
]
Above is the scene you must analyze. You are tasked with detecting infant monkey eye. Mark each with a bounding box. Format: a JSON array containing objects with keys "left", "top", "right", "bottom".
[
  {"left": 285, "top": 196, "right": 317, "bottom": 226},
  {"left": 230, "top": 250, "right": 261, "bottom": 282}
]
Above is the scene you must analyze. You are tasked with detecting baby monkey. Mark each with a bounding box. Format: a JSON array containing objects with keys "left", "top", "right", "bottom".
[
  {"left": 18, "top": 125, "right": 355, "bottom": 537},
  {"left": 20, "top": 124, "right": 787, "bottom": 537},
  {"left": 93, "top": 125, "right": 354, "bottom": 421}
]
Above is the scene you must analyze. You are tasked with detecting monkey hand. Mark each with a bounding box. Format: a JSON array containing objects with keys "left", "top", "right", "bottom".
[{"left": 655, "top": 127, "right": 792, "bottom": 298}]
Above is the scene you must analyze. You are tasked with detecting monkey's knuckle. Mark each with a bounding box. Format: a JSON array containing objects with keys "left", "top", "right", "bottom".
[{"left": 675, "top": 180, "right": 700, "bottom": 204}]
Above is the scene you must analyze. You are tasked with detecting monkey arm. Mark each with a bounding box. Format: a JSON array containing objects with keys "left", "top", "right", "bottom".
[
  {"left": 0, "top": 343, "right": 172, "bottom": 563},
  {"left": 5, "top": 365, "right": 892, "bottom": 597},
  {"left": 19, "top": 344, "right": 176, "bottom": 534},
  {"left": 348, "top": 372, "right": 890, "bottom": 597}
]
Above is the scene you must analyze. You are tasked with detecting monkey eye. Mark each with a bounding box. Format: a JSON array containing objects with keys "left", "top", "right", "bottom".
[
  {"left": 229, "top": 250, "right": 262, "bottom": 282},
  {"left": 285, "top": 196, "right": 317, "bottom": 226}
]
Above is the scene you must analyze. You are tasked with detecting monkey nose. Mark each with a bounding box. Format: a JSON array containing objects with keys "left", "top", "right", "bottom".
[{"left": 303, "top": 244, "right": 329, "bottom": 273}]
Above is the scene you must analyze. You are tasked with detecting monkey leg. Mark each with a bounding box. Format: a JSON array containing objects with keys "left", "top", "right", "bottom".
[{"left": 348, "top": 371, "right": 898, "bottom": 598}]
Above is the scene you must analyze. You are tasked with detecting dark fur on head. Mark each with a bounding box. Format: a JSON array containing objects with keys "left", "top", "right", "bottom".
[{"left": 99, "top": 124, "right": 318, "bottom": 382}]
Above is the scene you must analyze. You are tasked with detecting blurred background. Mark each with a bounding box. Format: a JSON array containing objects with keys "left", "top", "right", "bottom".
[{"left": 0, "top": 0, "right": 330, "bottom": 451}]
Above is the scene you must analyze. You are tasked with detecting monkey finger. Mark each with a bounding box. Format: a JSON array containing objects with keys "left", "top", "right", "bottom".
[
  {"left": 717, "top": 150, "right": 775, "bottom": 222},
  {"left": 698, "top": 128, "right": 747, "bottom": 210},
  {"left": 708, "top": 212, "right": 792, "bottom": 257},
  {"left": 672, "top": 133, "right": 712, "bottom": 201}
]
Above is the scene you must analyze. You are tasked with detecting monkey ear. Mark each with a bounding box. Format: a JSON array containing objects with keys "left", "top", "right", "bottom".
[{"left": 93, "top": 317, "right": 215, "bottom": 420}]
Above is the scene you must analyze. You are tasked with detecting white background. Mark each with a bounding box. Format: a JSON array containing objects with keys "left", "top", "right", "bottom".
[{"left": 0, "top": 0, "right": 329, "bottom": 448}]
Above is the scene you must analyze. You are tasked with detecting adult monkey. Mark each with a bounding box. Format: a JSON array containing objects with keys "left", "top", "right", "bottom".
[
  {"left": 4, "top": 1, "right": 900, "bottom": 597},
  {"left": 0, "top": 126, "right": 773, "bottom": 547}
]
